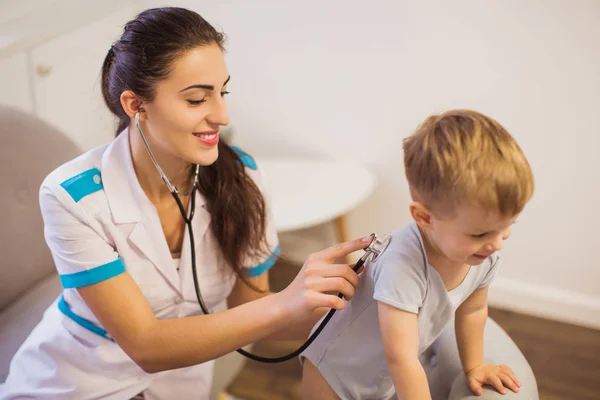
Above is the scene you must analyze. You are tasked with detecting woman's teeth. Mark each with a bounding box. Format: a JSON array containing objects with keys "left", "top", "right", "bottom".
[{"left": 196, "top": 133, "right": 216, "bottom": 139}]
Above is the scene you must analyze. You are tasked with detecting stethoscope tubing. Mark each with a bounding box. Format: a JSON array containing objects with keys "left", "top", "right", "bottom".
[{"left": 136, "top": 112, "right": 372, "bottom": 363}]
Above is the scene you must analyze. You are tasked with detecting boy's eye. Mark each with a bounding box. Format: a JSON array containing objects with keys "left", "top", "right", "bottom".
[{"left": 471, "top": 232, "right": 487, "bottom": 239}]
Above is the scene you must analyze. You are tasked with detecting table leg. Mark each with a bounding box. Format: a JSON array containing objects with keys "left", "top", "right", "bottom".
[{"left": 334, "top": 214, "right": 352, "bottom": 264}]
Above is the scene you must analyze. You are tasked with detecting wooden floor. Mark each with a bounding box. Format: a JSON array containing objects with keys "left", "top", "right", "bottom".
[
  {"left": 225, "top": 260, "right": 600, "bottom": 400},
  {"left": 487, "top": 308, "right": 600, "bottom": 400}
]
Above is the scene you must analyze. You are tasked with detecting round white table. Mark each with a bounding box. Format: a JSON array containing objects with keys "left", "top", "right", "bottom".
[{"left": 255, "top": 157, "right": 376, "bottom": 259}]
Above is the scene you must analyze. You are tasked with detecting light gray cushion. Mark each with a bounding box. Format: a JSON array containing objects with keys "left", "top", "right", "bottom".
[
  {"left": 0, "top": 273, "right": 62, "bottom": 381},
  {"left": 0, "top": 104, "right": 81, "bottom": 382},
  {"left": 421, "top": 317, "right": 539, "bottom": 400},
  {"left": 0, "top": 105, "right": 80, "bottom": 310}
]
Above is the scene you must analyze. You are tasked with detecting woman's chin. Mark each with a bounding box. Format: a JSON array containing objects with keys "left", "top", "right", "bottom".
[{"left": 190, "top": 148, "right": 219, "bottom": 166}]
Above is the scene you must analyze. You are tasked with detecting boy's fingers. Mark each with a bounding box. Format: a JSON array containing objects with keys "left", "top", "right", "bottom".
[
  {"left": 467, "top": 379, "right": 483, "bottom": 396},
  {"left": 502, "top": 367, "right": 521, "bottom": 387},
  {"left": 488, "top": 376, "right": 506, "bottom": 395},
  {"left": 500, "top": 374, "right": 519, "bottom": 393}
]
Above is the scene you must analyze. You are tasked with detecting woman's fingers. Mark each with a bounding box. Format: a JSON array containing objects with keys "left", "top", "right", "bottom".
[
  {"left": 310, "top": 263, "right": 360, "bottom": 287},
  {"left": 295, "top": 237, "right": 372, "bottom": 315},
  {"left": 304, "top": 262, "right": 360, "bottom": 299},
  {"left": 308, "top": 236, "right": 372, "bottom": 263},
  {"left": 306, "top": 276, "right": 356, "bottom": 300},
  {"left": 311, "top": 292, "right": 346, "bottom": 310}
]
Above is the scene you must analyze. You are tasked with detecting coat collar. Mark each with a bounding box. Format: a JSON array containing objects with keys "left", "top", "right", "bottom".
[
  {"left": 101, "top": 129, "right": 211, "bottom": 293},
  {"left": 101, "top": 129, "right": 207, "bottom": 224},
  {"left": 101, "top": 129, "right": 146, "bottom": 224}
]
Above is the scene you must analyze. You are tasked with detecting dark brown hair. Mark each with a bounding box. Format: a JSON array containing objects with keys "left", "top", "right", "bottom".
[{"left": 101, "top": 7, "right": 269, "bottom": 287}]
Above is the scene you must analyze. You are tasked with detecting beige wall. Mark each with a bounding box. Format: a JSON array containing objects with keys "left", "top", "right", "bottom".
[
  {"left": 3, "top": 0, "right": 598, "bottom": 328},
  {"left": 166, "top": 0, "right": 600, "bottom": 328}
]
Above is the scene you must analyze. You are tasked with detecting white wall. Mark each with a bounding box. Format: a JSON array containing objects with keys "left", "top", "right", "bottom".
[
  {"left": 152, "top": 0, "right": 599, "bottom": 329},
  {"left": 4, "top": 0, "right": 598, "bottom": 329}
]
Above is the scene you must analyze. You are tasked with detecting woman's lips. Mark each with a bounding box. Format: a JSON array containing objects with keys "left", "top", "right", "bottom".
[{"left": 193, "top": 131, "right": 219, "bottom": 146}]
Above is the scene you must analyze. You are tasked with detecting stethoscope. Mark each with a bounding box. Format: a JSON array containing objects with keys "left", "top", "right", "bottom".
[{"left": 135, "top": 111, "right": 391, "bottom": 363}]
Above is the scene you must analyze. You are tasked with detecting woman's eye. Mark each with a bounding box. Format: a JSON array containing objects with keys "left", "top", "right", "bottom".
[
  {"left": 187, "top": 99, "right": 206, "bottom": 105},
  {"left": 221, "top": 91, "right": 230, "bottom": 96}
]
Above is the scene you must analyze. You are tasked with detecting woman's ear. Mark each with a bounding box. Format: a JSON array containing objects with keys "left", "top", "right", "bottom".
[
  {"left": 410, "top": 201, "right": 433, "bottom": 230},
  {"left": 120, "top": 90, "right": 145, "bottom": 119}
]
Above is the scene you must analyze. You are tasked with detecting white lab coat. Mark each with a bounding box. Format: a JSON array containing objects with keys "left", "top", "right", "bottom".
[{"left": 0, "top": 129, "right": 279, "bottom": 400}]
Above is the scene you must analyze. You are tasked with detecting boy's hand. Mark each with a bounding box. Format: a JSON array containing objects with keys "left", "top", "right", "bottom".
[{"left": 466, "top": 363, "right": 521, "bottom": 396}]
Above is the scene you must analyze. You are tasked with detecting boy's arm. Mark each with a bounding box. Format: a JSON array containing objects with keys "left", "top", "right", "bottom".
[
  {"left": 455, "top": 286, "right": 488, "bottom": 374},
  {"left": 378, "top": 302, "right": 432, "bottom": 400},
  {"left": 455, "top": 286, "right": 521, "bottom": 395}
]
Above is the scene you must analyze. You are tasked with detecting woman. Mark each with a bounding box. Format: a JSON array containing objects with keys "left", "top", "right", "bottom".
[{"left": 0, "top": 7, "right": 369, "bottom": 399}]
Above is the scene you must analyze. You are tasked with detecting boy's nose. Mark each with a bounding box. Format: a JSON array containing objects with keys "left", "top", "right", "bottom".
[{"left": 490, "top": 234, "right": 504, "bottom": 251}]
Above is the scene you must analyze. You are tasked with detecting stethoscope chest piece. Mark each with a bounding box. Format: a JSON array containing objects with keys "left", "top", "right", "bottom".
[{"left": 363, "top": 233, "right": 391, "bottom": 262}]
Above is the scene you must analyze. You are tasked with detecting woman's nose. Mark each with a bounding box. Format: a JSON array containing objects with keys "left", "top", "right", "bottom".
[{"left": 207, "top": 96, "right": 230, "bottom": 127}]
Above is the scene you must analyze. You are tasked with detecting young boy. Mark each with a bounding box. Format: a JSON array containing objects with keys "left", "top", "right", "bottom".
[{"left": 300, "top": 109, "right": 534, "bottom": 399}]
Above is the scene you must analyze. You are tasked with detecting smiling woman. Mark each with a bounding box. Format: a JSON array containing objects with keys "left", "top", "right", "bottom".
[
  {"left": 100, "top": 8, "right": 267, "bottom": 290},
  {"left": 0, "top": 7, "right": 370, "bottom": 399}
]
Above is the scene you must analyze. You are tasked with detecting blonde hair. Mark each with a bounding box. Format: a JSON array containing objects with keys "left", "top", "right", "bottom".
[{"left": 403, "top": 109, "right": 534, "bottom": 217}]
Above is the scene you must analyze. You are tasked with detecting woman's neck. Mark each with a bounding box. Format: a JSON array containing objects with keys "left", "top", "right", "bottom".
[{"left": 128, "top": 123, "right": 193, "bottom": 203}]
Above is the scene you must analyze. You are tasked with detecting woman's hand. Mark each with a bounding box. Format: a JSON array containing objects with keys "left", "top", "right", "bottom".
[{"left": 277, "top": 236, "right": 372, "bottom": 321}]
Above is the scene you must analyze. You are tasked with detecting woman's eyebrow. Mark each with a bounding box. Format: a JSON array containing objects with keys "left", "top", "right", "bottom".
[{"left": 180, "top": 75, "right": 231, "bottom": 92}]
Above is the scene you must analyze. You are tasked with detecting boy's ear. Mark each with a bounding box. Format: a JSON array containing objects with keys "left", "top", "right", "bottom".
[{"left": 410, "top": 201, "right": 433, "bottom": 230}]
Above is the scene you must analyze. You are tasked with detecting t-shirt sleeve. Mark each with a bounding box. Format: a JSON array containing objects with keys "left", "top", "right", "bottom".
[
  {"left": 478, "top": 253, "right": 501, "bottom": 288},
  {"left": 231, "top": 146, "right": 280, "bottom": 278},
  {"left": 371, "top": 233, "right": 428, "bottom": 314}
]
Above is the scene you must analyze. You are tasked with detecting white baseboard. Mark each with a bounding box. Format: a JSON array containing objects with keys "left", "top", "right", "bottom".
[{"left": 488, "top": 277, "right": 600, "bottom": 330}]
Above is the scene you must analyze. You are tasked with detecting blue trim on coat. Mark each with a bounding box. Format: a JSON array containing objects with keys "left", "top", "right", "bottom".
[
  {"left": 60, "top": 168, "right": 103, "bottom": 202},
  {"left": 231, "top": 146, "right": 257, "bottom": 170},
  {"left": 58, "top": 295, "right": 114, "bottom": 342},
  {"left": 245, "top": 245, "right": 280, "bottom": 277},
  {"left": 59, "top": 258, "right": 126, "bottom": 289}
]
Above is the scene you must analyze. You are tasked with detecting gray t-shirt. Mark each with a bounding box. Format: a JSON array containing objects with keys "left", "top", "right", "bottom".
[{"left": 301, "top": 221, "right": 500, "bottom": 400}]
